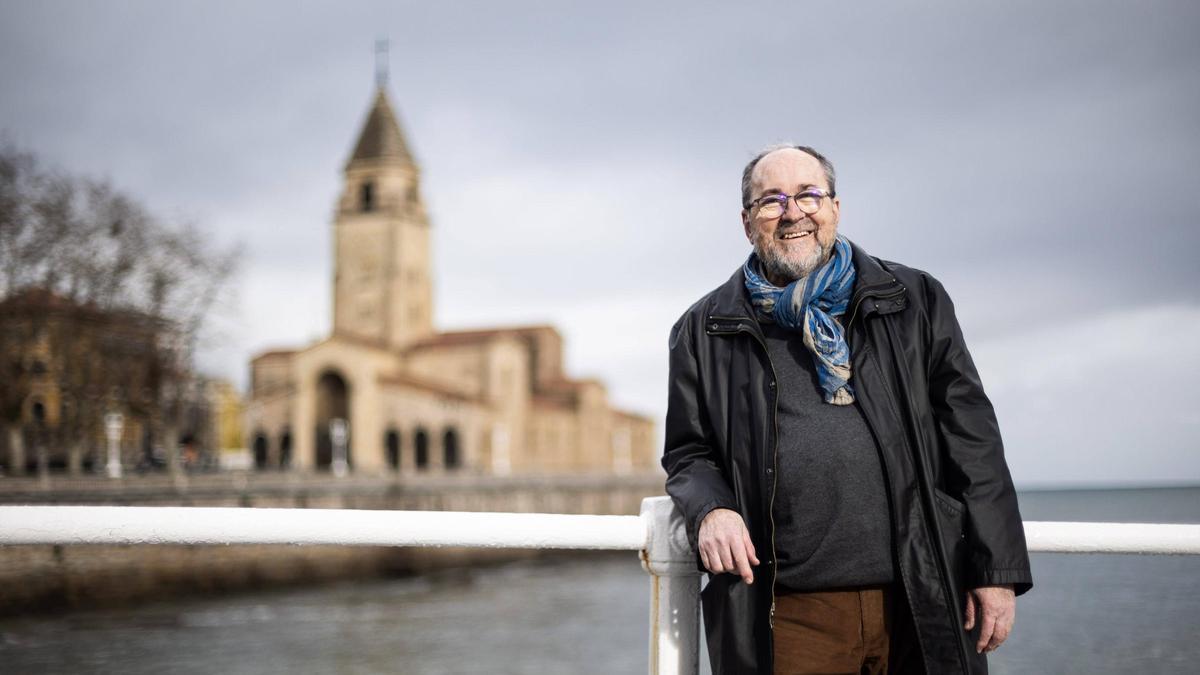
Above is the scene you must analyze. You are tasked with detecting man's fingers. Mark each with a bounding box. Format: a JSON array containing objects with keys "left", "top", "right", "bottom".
[
  {"left": 967, "top": 587, "right": 1017, "bottom": 653},
  {"left": 706, "top": 544, "right": 727, "bottom": 573},
  {"left": 987, "top": 623, "right": 1010, "bottom": 652},
  {"left": 702, "top": 543, "right": 725, "bottom": 573},
  {"left": 742, "top": 529, "right": 760, "bottom": 566},
  {"left": 697, "top": 510, "right": 761, "bottom": 581},
  {"left": 716, "top": 542, "right": 735, "bottom": 574},
  {"left": 976, "top": 613, "right": 997, "bottom": 654},
  {"left": 731, "top": 542, "right": 754, "bottom": 584},
  {"left": 987, "top": 612, "right": 1014, "bottom": 652}
]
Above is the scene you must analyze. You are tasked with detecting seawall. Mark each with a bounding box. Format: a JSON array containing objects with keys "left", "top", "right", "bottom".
[{"left": 0, "top": 471, "right": 666, "bottom": 615}]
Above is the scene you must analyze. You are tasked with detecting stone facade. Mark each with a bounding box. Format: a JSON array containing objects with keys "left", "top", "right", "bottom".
[
  {"left": 0, "top": 290, "right": 166, "bottom": 474},
  {"left": 246, "top": 87, "right": 657, "bottom": 476}
]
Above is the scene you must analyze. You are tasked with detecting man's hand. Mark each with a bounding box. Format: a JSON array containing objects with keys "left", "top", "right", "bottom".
[
  {"left": 964, "top": 584, "right": 1016, "bottom": 654},
  {"left": 698, "top": 508, "right": 759, "bottom": 584}
]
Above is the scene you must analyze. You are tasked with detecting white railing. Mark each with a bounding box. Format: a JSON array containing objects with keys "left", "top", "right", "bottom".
[
  {"left": 1021, "top": 520, "right": 1200, "bottom": 554},
  {"left": 2, "top": 497, "right": 1199, "bottom": 675},
  {"left": 0, "top": 505, "right": 646, "bottom": 549}
]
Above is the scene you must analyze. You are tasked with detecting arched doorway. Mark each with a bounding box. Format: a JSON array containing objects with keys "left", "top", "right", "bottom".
[
  {"left": 279, "top": 429, "right": 292, "bottom": 469},
  {"left": 28, "top": 400, "right": 47, "bottom": 474},
  {"left": 443, "top": 428, "right": 460, "bottom": 470},
  {"left": 315, "top": 370, "right": 350, "bottom": 471},
  {"left": 253, "top": 432, "right": 269, "bottom": 470},
  {"left": 414, "top": 428, "right": 429, "bottom": 470},
  {"left": 385, "top": 429, "right": 400, "bottom": 471}
]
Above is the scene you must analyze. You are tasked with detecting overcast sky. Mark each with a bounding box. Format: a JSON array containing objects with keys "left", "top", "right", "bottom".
[{"left": 2, "top": 1, "right": 1198, "bottom": 487}]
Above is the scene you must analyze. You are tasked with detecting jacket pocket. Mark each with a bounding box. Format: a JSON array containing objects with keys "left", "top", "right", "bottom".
[{"left": 933, "top": 488, "right": 968, "bottom": 588}]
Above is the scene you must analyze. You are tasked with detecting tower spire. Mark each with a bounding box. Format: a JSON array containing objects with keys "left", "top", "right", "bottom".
[{"left": 375, "top": 38, "right": 389, "bottom": 89}]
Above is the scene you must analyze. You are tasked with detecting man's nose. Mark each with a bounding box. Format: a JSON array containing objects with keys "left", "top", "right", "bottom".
[{"left": 782, "top": 196, "right": 806, "bottom": 221}]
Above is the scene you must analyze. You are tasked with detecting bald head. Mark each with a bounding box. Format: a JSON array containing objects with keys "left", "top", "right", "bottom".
[{"left": 741, "top": 145, "right": 836, "bottom": 208}]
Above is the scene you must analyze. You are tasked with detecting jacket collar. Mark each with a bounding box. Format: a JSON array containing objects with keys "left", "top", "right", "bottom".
[
  {"left": 846, "top": 239, "right": 907, "bottom": 323},
  {"left": 704, "top": 238, "right": 907, "bottom": 331}
]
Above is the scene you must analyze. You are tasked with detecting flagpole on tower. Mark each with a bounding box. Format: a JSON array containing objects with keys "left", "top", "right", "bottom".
[{"left": 375, "top": 38, "right": 389, "bottom": 88}]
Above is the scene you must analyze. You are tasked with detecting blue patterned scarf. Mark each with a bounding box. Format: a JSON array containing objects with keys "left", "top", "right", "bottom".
[{"left": 743, "top": 235, "right": 857, "bottom": 405}]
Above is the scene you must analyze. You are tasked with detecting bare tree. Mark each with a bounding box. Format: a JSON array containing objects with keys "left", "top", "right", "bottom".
[{"left": 0, "top": 144, "right": 240, "bottom": 476}]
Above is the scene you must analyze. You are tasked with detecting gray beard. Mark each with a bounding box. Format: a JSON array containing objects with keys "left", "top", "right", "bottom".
[{"left": 754, "top": 237, "right": 828, "bottom": 285}]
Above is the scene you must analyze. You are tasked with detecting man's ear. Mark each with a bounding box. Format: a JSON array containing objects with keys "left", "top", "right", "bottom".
[{"left": 741, "top": 210, "right": 752, "bottom": 240}]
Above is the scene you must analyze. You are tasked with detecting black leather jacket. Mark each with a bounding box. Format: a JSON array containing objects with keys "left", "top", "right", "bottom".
[{"left": 663, "top": 241, "right": 1032, "bottom": 674}]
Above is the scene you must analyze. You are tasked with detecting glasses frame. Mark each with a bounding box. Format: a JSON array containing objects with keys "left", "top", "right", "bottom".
[{"left": 745, "top": 187, "right": 836, "bottom": 218}]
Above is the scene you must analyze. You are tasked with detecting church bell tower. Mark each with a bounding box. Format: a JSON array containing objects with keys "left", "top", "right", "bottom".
[{"left": 332, "top": 85, "right": 434, "bottom": 350}]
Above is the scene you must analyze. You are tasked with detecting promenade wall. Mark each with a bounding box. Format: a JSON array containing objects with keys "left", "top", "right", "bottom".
[{"left": 0, "top": 471, "right": 666, "bottom": 615}]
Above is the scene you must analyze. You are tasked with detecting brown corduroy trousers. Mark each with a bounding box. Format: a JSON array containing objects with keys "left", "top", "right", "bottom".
[{"left": 772, "top": 585, "right": 897, "bottom": 675}]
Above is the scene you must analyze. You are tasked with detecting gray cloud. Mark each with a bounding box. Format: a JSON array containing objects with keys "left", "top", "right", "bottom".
[{"left": 2, "top": 0, "right": 1198, "bottom": 485}]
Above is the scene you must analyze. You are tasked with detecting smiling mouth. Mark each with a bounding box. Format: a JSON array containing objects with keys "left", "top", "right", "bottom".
[{"left": 779, "top": 230, "right": 813, "bottom": 240}]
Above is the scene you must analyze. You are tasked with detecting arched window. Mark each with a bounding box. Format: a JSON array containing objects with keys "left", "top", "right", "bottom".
[
  {"left": 279, "top": 429, "right": 292, "bottom": 469},
  {"left": 385, "top": 429, "right": 401, "bottom": 471},
  {"left": 414, "top": 428, "right": 429, "bottom": 470},
  {"left": 30, "top": 400, "right": 46, "bottom": 425},
  {"left": 443, "top": 428, "right": 460, "bottom": 470},
  {"left": 315, "top": 370, "right": 350, "bottom": 471},
  {"left": 253, "top": 433, "right": 269, "bottom": 470},
  {"left": 360, "top": 181, "right": 375, "bottom": 212}
]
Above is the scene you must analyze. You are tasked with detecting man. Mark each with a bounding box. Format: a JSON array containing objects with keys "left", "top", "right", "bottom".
[{"left": 662, "top": 145, "right": 1032, "bottom": 674}]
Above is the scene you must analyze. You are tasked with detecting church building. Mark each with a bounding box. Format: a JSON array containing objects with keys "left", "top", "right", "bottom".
[{"left": 246, "top": 86, "right": 656, "bottom": 476}]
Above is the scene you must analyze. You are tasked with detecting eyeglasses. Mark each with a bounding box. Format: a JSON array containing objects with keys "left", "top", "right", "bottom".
[{"left": 745, "top": 188, "right": 835, "bottom": 219}]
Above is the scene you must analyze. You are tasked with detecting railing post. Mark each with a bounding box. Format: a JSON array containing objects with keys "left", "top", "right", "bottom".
[{"left": 640, "top": 496, "right": 702, "bottom": 675}]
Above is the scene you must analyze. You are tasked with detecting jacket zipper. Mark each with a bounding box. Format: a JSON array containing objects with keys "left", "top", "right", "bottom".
[
  {"left": 710, "top": 316, "right": 781, "bottom": 630},
  {"left": 744, "top": 326, "right": 781, "bottom": 630}
]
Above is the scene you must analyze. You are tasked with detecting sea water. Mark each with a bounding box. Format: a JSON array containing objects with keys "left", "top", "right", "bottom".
[{"left": 1, "top": 487, "right": 1197, "bottom": 674}]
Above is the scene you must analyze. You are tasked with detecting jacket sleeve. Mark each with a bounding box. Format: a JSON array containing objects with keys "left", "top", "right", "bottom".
[
  {"left": 661, "top": 313, "right": 739, "bottom": 551},
  {"left": 924, "top": 277, "right": 1033, "bottom": 595}
]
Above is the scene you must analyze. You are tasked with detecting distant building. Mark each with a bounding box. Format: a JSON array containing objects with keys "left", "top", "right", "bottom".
[
  {"left": 0, "top": 288, "right": 222, "bottom": 475},
  {"left": 246, "top": 87, "right": 656, "bottom": 475},
  {"left": 208, "top": 379, "right": 246, "bottom": 456}
]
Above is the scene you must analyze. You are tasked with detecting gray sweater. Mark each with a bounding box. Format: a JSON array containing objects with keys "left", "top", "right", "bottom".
[{"left": 760, "top": 320, "right": 896, "bottom": 592}]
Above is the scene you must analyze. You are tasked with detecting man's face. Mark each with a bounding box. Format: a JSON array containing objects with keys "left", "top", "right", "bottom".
[{"left": 741, "top": 148, "right": 840, "bottom": 286}]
